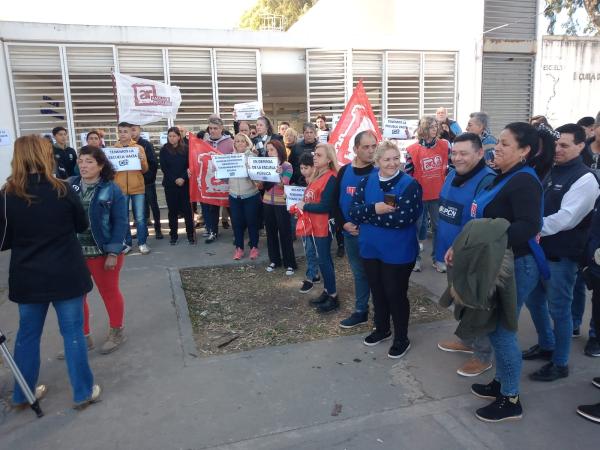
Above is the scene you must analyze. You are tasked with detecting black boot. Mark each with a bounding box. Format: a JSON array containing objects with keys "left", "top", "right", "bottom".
[
  {"left": 309, "top": 291, "right": 329, "bottom": 307},
  {"left": 475, "top": 395, "right": 523, "bottom": 423},
  {"left": 317, "top": 295, "right": 339, "bottom": 313},
  {"left": 471, "top": 379, "right": 501, "bottom": 400}
]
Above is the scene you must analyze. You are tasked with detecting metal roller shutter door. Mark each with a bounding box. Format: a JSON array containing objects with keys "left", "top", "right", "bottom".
[
  {"left": 306, "top": 49, "right": 347, "bottom": 126},
  {"left": 214, "top": 49, "right": 260, "bottom": 129},
  {"left": 481, "top": 53, "right": 534, "bottom": 136},
  {"left": 65, "top": 46, "right": 117, "bottom": 147},
  {"left": 484, "top": 0, "right": 537, "bottom": 40},
  {"left": 167, "top": 48, "right": 215, "bottom": 132},
  {"left": 6, "top": 44, "right": 68, "bottom": 136}
]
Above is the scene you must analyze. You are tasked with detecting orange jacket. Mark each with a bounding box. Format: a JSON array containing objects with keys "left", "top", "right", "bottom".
[
  {"left": 406, "top": 140, "right": 448, "bottom": 201},
  {"left": 113, "top": 140, "right": 149, "bottom": 195}
]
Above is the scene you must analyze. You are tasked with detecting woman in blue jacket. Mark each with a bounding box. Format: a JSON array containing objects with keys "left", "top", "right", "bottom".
[{"left": 69, "top": 146, "right": 129, "bottom": 355}]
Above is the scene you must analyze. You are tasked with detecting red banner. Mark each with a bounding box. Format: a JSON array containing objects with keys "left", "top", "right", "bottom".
[
  {"left": 328, "top": 80, "right": 382, "bottom": 165},
  {"left": 188, "top": 134, "right": 230, "bottom": 207}
]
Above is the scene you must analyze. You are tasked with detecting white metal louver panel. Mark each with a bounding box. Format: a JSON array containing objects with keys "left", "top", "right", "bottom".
[
  {"left": 168, "top": 48, "right": 215, "bottom": 132},
  {"left": 481, "top": 53, "right": 534, "bottom": 135},
  {"left": 66, "top": 46, "right": 117, "bottom": 148},
  {"left": 352, "top": 51, "right": 383, "bottom": 125},
  {"left": 117, "top": 47, "right": 166, "bottom": 144},
  {"left": 7, "top": 44, "right": 68, "bottom": 136},
  {"left": 306, "top": 49, "right": 347, "bottom": 125},
  {"left": 214, "top": 49, "right": 259, "bottom": 129},
  {"left": 483, "top": 0, "right": 537, "bottom": 40},
  {"left": 423, "top": 53, "right": 457, "bottom": 117},
  {"left": 386, "top": 52, "right": 420, "bottom": 120}
]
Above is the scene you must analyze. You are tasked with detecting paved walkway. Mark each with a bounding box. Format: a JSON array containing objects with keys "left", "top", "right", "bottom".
[{"left": 0, "top": 222, "right": 599, "bottom": 449}]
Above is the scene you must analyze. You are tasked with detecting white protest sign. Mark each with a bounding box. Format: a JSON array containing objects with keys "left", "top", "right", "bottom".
[
  {"left": 234, "top": 101, "right": 262, "bottom": 121},
  {"left": 103, "top": 147, "right": 142, "bottom": 172},
  {"left": 160, "top": 132, "right": 168, "bottom": 146},
  {"left": 284, "top": 185, "right": 306, "bottom": 211},
  {"left": 212, "top": 153, "right": 248, "bottom": 179},
  {"left": 383, "top": 118, "right": 418, "bottom": 139},
  {"left": 317, "top": 130, "right": 329, "bottom": 143},
  {"left": 0, "top": 129, "right": 13, "bottom": 147},
  {"left": 247, "top": 157, "right": 280, "bottom": 182},
  {"left": 140, "top": 132, "right": 150, "bottom": 141},
  {"left": 80, "top": 132, "right": 88, "bottom": 145}
]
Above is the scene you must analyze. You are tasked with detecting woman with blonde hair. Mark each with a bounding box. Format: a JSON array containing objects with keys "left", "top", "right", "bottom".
[
  {"left": 0, "top": 135, "right": 101, "bottom": 409},
  {"left": 283, "top": 127, "right": 298, "bottom": 161},
  {"left": 292, "top": 143, "right": 340, "bottom": 313}
]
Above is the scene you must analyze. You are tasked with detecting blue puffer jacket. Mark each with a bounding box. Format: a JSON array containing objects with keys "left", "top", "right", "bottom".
[{"left": 69, "top": 176, "right": 128, "bottom": 255}]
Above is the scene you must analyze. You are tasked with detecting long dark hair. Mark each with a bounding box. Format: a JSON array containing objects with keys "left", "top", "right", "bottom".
[
  {"left": 266, "top": 139, "right": 287, "bottom": 164},
  {"left": 79, "top": 146, "right": 116, "bottom": 181},
  {"left": 504, "top": 122, "right": 556, "bottom": 180},
  {"left": 166, "top": 127, "right": 185, "bottom": 154}
]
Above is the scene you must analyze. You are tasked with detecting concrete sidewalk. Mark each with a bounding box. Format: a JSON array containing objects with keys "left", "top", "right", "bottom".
[{"left": 0, "top": 227, "right": 599, "bottom": 450}]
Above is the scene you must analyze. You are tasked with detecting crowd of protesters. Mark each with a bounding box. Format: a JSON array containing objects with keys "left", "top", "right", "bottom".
[{"left": 2, "top": 105, "right": 600, "bottom": 426}]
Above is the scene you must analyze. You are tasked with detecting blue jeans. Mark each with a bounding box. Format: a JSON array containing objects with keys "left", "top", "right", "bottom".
[
  {"left": 13, "top": 296, "right": 94, "bottom": 404},
  {"left": 126, "top": 193, "right": 148, "bottom": 246},
  {"left": 344, "top": 234, "right": 371, "bottom": 313},
  {"left": 416, "top": 200, "right": 439, "bottom": 261},
  {"left": 463, "top": 335, "right": 493, "bottom": 364},
  {"left": 515, "top": 254, "right": 541, "bottom": 311},
  {"left": 572, "top": 270, "right": 596, "bottom": 337},
  {"left": 229, "top": 194, "right": 260, "bottom": 249},
  {"left": 489, "top": 322, "right": 522, "bottom": 396},
  {"left": 313, "top": 235, "right": 336, "bottom": 295},
  {"left": 527, "top": 258, "right": 579, "bottom": 366},
  {"left": 302, "top": 236, "right": 320, "bottom": 281},
  {"left": 201, "top": 202, "right": 220, "bottom": 236}
]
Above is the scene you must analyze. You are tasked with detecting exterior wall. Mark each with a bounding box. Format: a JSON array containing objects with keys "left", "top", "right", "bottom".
[{"left": 534, "top": 36, "right": 600, "bottom": 127}]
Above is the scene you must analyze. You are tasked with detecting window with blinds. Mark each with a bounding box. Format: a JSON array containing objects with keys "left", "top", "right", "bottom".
[
  {"left": 423, "top": 53, "right": 457, "bottom": 117},
  {"left": 65, "top": 46, "right": 117, "bottom": 148},
  {"left": 7, "top": 44, "right": 68, "bottom": 137},
  {"left": 352, "top": 51, "right": 383, "bottom": 124},
  {"left": 214, "top": 49, "right": 260, "bottom": 130},
  {"left": 167, "top": 48, "right": 214, "bottom": 133},
  {"left": 386, "top": 52, "right": 420, "bottom": 120},
  {"left": 306, "top": 49, "right": 347, "bottom": 125},
  {"left": 117, "top": 47, "right": 167, "bottom": 145},
  {"left": 484, "top": 0, "right": 537, "bottom": 40}
]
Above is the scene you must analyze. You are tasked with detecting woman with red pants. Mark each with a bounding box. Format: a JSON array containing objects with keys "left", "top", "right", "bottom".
[{"left": 64, "top": 146, "right": 129, "bottom": 356}]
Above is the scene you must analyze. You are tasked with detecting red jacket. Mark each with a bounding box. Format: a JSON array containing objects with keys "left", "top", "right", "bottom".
[
  {"left": 294, "top": 170, "right": 336, "bottom": 238},
  {"left": 407, "top": 139, "right": 448, "bottom": 201}
]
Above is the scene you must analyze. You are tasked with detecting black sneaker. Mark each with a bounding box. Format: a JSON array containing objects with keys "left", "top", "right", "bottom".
[
  {"left": 572, "top": 328, "right": 581, "bottom": 338},
  {"left": 155, "top": 230, "right": 164, "bottom": 240},
  {"left": 169, "top": 238, "right": 178, "bottom": 246},
  {"left": 363, "top": 330, "right": 392, "bottom": 346},
  {"left": 388, "top": 339, "right": 411, "bottom": 359},
  {"left": 584, "top": 337, "right": 600, "bottom": 357},
  {"left": 475, "top": 395, "right": 522, "bottom": 423},
  {"left": 309, "top": 291, "right": 329, "bottom": 307},
  {"left": 312, "top": 276, "right": 321, "bottom": 284},
  {"left": 593, "top": 377, "right": 600, "bottom": 389},
  {"left": 522, "top": 344, "right": 553, "bottom": 361},
  {"left": 188, "top": 238, "right": 196, "bottom": 245},
  {"left": 529, "top": 362, "right": 569, "bottom": 382},
  {"left": 576, "top": 402, "right": 600, "bottom": 424},
  {"left": 339, "top": 311, "right": 368, "bottom": 329},
  {"left": 336, "top": 246, "right": 345, "bottom": 258},
  {"left": 317, "top": 296, "right": 340, "bottom": 313},
  {"left": 471, "top": 379, "right": 501, "bottom": 400},
  {"left": 299, "top": 280, "right": 314, "bottom": 294}
]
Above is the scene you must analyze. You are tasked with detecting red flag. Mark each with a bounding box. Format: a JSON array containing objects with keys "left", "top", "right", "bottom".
[
  {"left": 328, "top": 80, "right": 382, "bottom": 165},
  {"left": 188, "top": 134, "right": 230, "bottom": 206}
]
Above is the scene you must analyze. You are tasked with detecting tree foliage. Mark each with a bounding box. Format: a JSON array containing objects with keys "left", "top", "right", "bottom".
[
  {"left": 545, "top": 0, "right": 600, "bottom": 35},
  {"left": 239, "top": 0, "right": 319, "bottom": 31}
]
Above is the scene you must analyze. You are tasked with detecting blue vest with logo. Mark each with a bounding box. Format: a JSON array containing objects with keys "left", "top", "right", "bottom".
[
  {"left": 471, "top": 165, "right": 550, "bottom": 279},
  {"left": 435, "top": 166, "right": 495, "bottom": 262},
  {"left": 339, "top": 164, "right": 377, "bottom": 235},
  {"left": 358, "top": 172, "right": 418, "bottom": 264}
]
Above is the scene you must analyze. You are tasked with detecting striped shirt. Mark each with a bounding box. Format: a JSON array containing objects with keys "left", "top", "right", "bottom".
[{"left": 262, "top": 161, "right": 292, "bottom": 206}]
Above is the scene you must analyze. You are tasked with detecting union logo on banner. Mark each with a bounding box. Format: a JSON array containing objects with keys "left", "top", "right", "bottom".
[
  {"left": 328, "top": 80, "right": 382, "bottom": 165},
  {"left": 188, "top": 134, "right": 229, "bottom": 207}
]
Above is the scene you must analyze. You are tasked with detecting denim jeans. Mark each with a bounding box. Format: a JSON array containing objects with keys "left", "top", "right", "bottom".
[
  {"left": 344, "top": 234, "right": 371, "bottom": 313},
  {"left": 313, "top": 235, "right": 336, "bottom": 295},
  {"left": 229, "top": 194, "right": 260, "bottom": 250},
  {"left": 200, "top": 203, "right": 220, "bottom": 236},
  {"left": 416, "top": 199, "right": 439, "bottom": 261},
  {"left": 489, "top": 322, "right": 522, "bottom": 396},
  {"left": 13, "top": 296, "right": 94, "bottom": 404},
  {"left": 125, "top": 193, "right": 148, "bottom": 246},
  {"left": 527, "top": 258, "right": 579, "bottom": 366},
  {"left": 515, "top": 254, "right": 541, "bottom": 311},
  {"left": 463, "top": 335, "right": 493, "bottom": 364},
  {"left": 571, "top": 270, "right": 596, "bottom": 337},
  {"left": 302, "top": 236, "right": 320, "bottom": 281}
]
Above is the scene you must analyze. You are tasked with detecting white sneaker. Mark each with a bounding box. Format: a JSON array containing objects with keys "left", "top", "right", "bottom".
[
  {"left": 413, "top": 259, "right": 422, "bottom": 272},
  {"left": 419, "top": 242, "right": 424, "bottom": 253},
  {"left": 266, "top": 263, "right": 276, "bottom": 272},
  {"left": 123, "top": 245, "right": 132, "bottom": 255},
  {"left": 285, "top": 267, "right": 295, "bottom": 276},
  {"left": 434, "top": 261, "right": 447, "bottom": 273},
  {"left": 138, "top": 244, "right": 151, "bottom": 255}
]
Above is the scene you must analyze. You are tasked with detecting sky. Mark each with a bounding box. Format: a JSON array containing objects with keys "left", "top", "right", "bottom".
[{"left": 0, "top": 0, "right": 251, "bottom": 29}]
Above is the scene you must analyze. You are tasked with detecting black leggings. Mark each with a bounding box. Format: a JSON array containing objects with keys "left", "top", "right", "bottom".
[
  {"left": 590, "top": 274, "right": 600, "bottom": 335},
  {"left": 164, "top": 186, "right": 194, "bottom": 239},
  {"left": 363, "top": 258, "right": 414, "bottom": 342}
]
